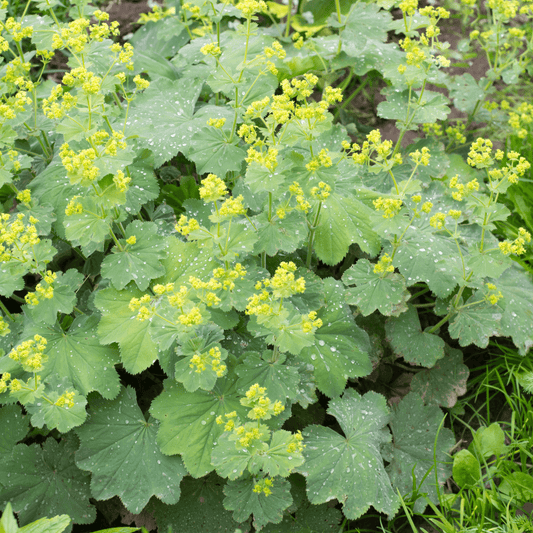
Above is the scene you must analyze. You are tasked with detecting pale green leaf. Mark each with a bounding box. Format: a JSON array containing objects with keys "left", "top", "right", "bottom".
[
  {"left": 95, "top": 286, "right": 158, "bottom": 374},
  {"left": 342, "top": 259, "right": 410, "bottom": 317},
  {"left": 300, "top": 278, "right": 372, "bottom": 397},
  {"left": 101, "top": 221, "right": 168, "bottom": 291},
  {"left": 253, "top": 211, "right": 307, "bottom": 256},
  {"left": 0, "top": 404, "right": 29, "bottom": 458}
]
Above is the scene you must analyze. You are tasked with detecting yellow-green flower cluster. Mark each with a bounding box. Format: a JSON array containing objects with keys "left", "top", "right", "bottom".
[
  {"left": 175, "top": 215, "right": 200, "bottom": 235},
  {"left": 55, "top": 390, "right": 75, "bottom": 408},
  {"left": 207, "top": 117, "right": 226, "bottom": 129},
  {"left": 190, "top": 346, "right": 226, "bottom": 377},
  {"left": 200, "top": 43, "right": 222, "bottom": 56},
  {"left": 133, "top": 75, "right": 150, "bottom": 90},
  {"left": 236, "top": 0, "right": 267, "bottom": 17},
  {"left": 16, "top": 189, "right": 31, "bottom": 205},
  {"left": 60, "top": 143, "right": 99, "bottom": 184},
  {"left": 348, "top": 129, "right": 401, "bottom": 166},
  {"left": 373, "top": 197, "right": 403, "bottom": 218},
  {"left": 310, "top": 181, "right": 331, "bottom": 201},
  {"left": 430, "top": 212, "right": 447, "bottom": 229},
  {"left": 245, "top": 146, "right": 279, "bottom": 172},
  {"left": 199, "top": 173, "right": 228, "bottom": 202},
  {"left": 288, "top": 182, "right": 311, "bottom": 213},
  {"left": 213, "top": 264, "right": 247, "bottom": 291},
  {"left": 449, "top": 175, "right": 480, "bottom": 201},
  {"left": 138, "top": 5, "right": 176, "bottom": 23},
  {"left": 306, "top": 148, "right": 332, "bottom": 172},
  {"left": 128, "top": 294, "right": 154, "bottom": 321},
  {"left": 507, "top": 102, "right": 533, "bottom": 139},
  {"left": 409, "top": 146, "right": 431, "bottom": 166},
  {"left": 373, "top": 253, "right": 394, "bottom": 275},
  {"left": 0, "top": 315, "right": 10, "bottom": 337},
  {"left": 241, "top": 383, "right": 285, "bottom": 420},
  {"left": 264, "top": 41, "right": 285, "bottom": 59},
  {"left": 42, "top": 85, "right": 78, "bottom": 119},
  {"left": 219, "top": 195, "right": 246, "bottom": 217},
  {"left": 0, "top": 372, "right": 11, "bottom": 394},
  {"left": 113, "top": 170, "right": 131, "bottom": 192},
  {"left": 24, "top": 271, "right": 57, "bottom": 307},
  {"left": 498, "top": 228, "right": 531, "bottom": 256},
  {"left": 65, "top": 196, "right": 83, "bottom": 216},
  {"left": 126, "top": 236, "right": 136, "bottom": 245},
  {"left": 467, "top": 138, "right": 494, "bottom": 169},
  {"left": 1, "top": 17, "right": 33, "bottom": 42},
  {"left": 301, "top": 311, "right": 323, "bottom": 333},
  {"left": 8, "top": 335, "right": 47, "bottom": 373},
  {"left": 485, "top": 283, "right": 503, "bottom": 305},
  {"left": 445, "top": 123, "right": 467, "bottom": 145},
  {"left": 488, "top": 0, "right": 518, "bottom": 19},
  {"left": 253, "top": 477, "right": 274, "bottom": 496},
  {"left": 0, "top": 213, "right": 40, "bottom": 262}
]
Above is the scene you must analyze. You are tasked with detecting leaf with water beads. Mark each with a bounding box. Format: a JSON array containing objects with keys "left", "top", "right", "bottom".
[
  {"left": 223, "top": 476, "right": 292, "bottom": 531},
  {"left": 126, "top": 77, "right": 202, "bottom": 167},
  {"left": 150, "top": 375, "right": 247, "bottom": 478},
  {"left": 491, "top": 265, "right": 533, "bottom": 355},
  {"left": 253, "top": 211, "right": 307, "bottom": 256},
  {"left": 75, "top": 386, "right": 186, "bottom": 513},
  {"left": 314, "top": 193, "right": 381, "bottom": 266},
  {"left": 0, "top": 435, "right": 95, "bottom": 526},
  {"left": 25, "top": 315, "right": 121, "bottom": 400},
  {"left": 300, "top": 278, "right": 372, "bottom": 398},
  {"left": 382, "top": 392, "right": 455, "bottom": 514},
  {"left": 95, "top": 285, "right": 158, "bottom": 374},
  {"left": 299, "top": 388, "right": 399, "bottom": 520},
  {"left": 342, "top": 259, "right": 410, "bottom": 317},
  {"left": 187, "top": 126, "right": 246, "bottom": 177},
  {"left": 235, "top": 351, "right": 300, "bottom": 403},
  {"left": 448, "top": 294, "right": 502, "bottom": 348},
  {"left": 385, "top": 305, "right": 445, "bottom": 367},
  {"left": 25, "top": 374, "right": 87, "bottom": 433},
  {"left": 0, "top": 404, "right": 29, "bottom": 459},
  {"left": 100, "top": 221, "right": 167, "bottom": 291}
]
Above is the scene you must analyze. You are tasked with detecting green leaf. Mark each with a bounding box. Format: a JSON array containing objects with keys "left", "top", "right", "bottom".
[
  {"left": 154, "top": 237, "right": 218, "bottom": 287},
  {"left": 314, "top": 193, "right": 381, "bottom": 265},
  {"left": 300, "top": 389, "right": 399, "bottom": 520},
  {"left": 385, "top": 306, "right": 445, "bottom": 367},
  {"left": 75, "top": 386, "right": 186, "bottom": 513},
  {"left": 245, "top": 160, "right": 290, "bottom": 194},
  {"left": 254, "top": 211, "right": 307, "bottom": 256},
  {"left": 223, "top": 477, "right": 292, "bottom": 531},
  {"left": 235, "top": 351, "right": 300, "bottom": 403},
  {"left": 448, "top": 73, "right": 486, "bottom": 114},
  {"left": 448, "top": 296, "right": 502, "bottom": 348},
  {"left": 342, "top": 2, "right": 391, "bottom": 56},
  {"left": 382, "top": 392, "right": 455, "bottom": 514},
  {"left": 187, "top": 127, "right": 246, "bottom": 177},
  {"left": 0, "top": 263, "right": 27, "bottom": 297},
  {"left": 0, "top": 404, "right": 29, "bottom": 459},
  {"left": 26, "top": 315, "right": 121, "bottom": 400},
  {"left": 469, "top": 423, "right": 507, "bottom": 460},
  {"left": 377, "top": 88, "right": 450, "bottom": 125},
  {"left": 127, "top": 77, "right": 202, "bottom": 167},
  {"left": 151, "top": 376, "right": 247, "bottom": 477},
  {"left": 452, "top": 449, "right": 481, "bottom": 488},
  {"left": 499, "top": 472, "right": 533, "bottom": 504},
  {"left": 410, "top": 345, "right": 469, "bottom": 408},
  {"left": 0, "top": 437, "right": 95, "bottom": 526},
  {"left": 496, "top": 264, "right": 533, "bottom": 355},
  {"left": 124, "top": 154, "right": 160, "bottom": 214},
  {"left": 385, "top": 226, "right": 460, "bottom": 297},
  {"left": 24, "top": 269, "right": 84, "bottom": 325},
  {"left": 466, "top": 246, "right": 512, "bottom": 279},
  {"left": 300, "top": 278, "right": 372, "bottom": 397},
  {"left": 64, "top": 196, "right": 112, "bottom": 246},
  {"left": 10, "top": 510, "right": 71, "bottom": 533},
  {"left": 101, "top": 221, "right": 168, "bottom": 291},
  {"left": 26, "top": 374, "right": 87, "bottom": 433},
  {"left": 95, "top": 286, "right": 158, "bottom": 374},
  {"left": 342, "top": 259, "right": 410, "bottom": 317},
  {"left": 149, "top": 474, "right": 248, "bottom": 533}
]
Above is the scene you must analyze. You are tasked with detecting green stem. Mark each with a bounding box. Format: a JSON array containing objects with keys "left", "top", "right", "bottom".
[
  {"left": 306, "top": 202, "right": 322, "bottom": 268},
  {"left": 0, "top": 300, "right": 14, "bottom": 321},
  {"left": 335, "top": 0, "right": 342, "bottom": 54},
  {"left": 284, "top": 0, "right": 293, "bottom": 38},
  {"left": 333, "top": 77, "right": 368, "bottom": 120}
]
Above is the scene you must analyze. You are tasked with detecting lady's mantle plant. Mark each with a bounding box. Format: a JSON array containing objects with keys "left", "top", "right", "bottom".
[{"left": 0, "top": 0, "right": 532, "bottom": 530}]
